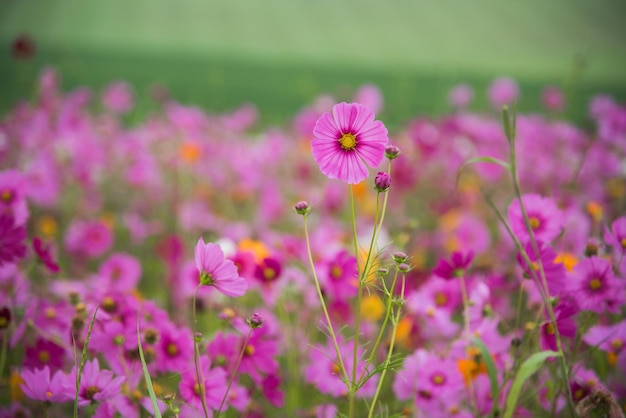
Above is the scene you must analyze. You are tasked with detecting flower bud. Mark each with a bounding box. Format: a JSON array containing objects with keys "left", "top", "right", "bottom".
[
  {"left": 374, "top": 171, "right": 391, "bottom": 193},
  {"left": 385, "top": 144, "right": 401, "bottom": 160},
  {"left": 247, "top": 312, "right": 264, "bottom": 329},
  {"left": 398, "top": 263, "right": 411, "bottom": 273},
  {"left": 392, "top": 252, "right": 408, "bottom": 264},
  {"left": 294, "top": 201, "right": 311, "bottom": 216}
]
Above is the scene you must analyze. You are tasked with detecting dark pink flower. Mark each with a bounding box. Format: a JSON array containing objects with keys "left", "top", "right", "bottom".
[
  {"left": 65, "top": 219, "right": 113, "bottom": 258},
  {"left": 488, "top": 77, "right": 519, "bottom": 109},
  {"left": 517, "top": 241, "right": 566, "bottom": 297},
  {"left": 178, "top": 357, "right": 227, "bottom": 411},
  {"left": 20, "top": 366, "right": 71, "bottom": 403},
  {"left": 194, "top": 237, "right": 247, "bottom": 297},
  {"left": 312, "top": 102, "right": 388, "bottom": 184},
  {"left": 32, "top": 237, "right": 59, "bottom": 273},
  {"left": 68, "top": 359, "right": 125, "bottom": 407},
  {"left": 432, "top": 251, "right": 474, "bottom": 280},
  {"left": 319, "top": 250, "right": 358, "bottom": 301},
  {"left": 508, "top": 194, "right": 563, "bottom": 243},
  {"left": 604, "top": 216, "right": 626, "bottom": 255},
  {"left": 0, "top": 215, "right": 27, "bottom": 267},
  {"left": 567, "top": 256, "right": 624, "bottom": 314},
  {"left": 98, "top": 253, "right": 141, "bottom": 291}
]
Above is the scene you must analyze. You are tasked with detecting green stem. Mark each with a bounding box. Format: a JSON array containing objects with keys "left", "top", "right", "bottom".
[
  {"left": 302, "top": 215, "right": 350, "bottom": 386},
  {"left": 359, "top": 268, "right": 399, "bottom": 386},
  {"left": 192, "top": 285, "right": 210, "bottom": 418},
  {"left": 501, "top": 107, "right": 577, "bottom": 417},
  {"left": 217, "top": 329, "right": 252, "bottom": 416},
  {"left": 0, "top": 329, "right": 8, "bottom": 379},
  {"left": 459, "top": 275, "right": 479, "bottom": 416},
  {"left": 367, "top": 270, "right": 406, "bottom": 417},
  {"left": 349, "top": 184, "right": 363, "bottom": 418}
]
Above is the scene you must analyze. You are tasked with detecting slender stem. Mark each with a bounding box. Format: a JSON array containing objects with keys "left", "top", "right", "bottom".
[
  {"left": 509, "top": 151, "right": 577, "bottom": 418},
  {"left": 302, "top": 216, "right": 350, "bottom": 385},
  {"left": 349, "top": 184, "right": 363, "bottom": 418},
  {"left": 217, "top": 329, "right": 252, "bottom": 416},
  {"left": 192, "top": 285, "right": 209, "bottom": 418},
  {"left": 359, "top": 268, "right": 399, "bottom": 386},
  {"left": 0, "top": 329, "right": 8, "bottom": 378},
  {"left": 367, "top": 270, "right": 406, "bottom": 418},
  {"left": 459, "top": 275, "right": 479, "bottom": 416}
]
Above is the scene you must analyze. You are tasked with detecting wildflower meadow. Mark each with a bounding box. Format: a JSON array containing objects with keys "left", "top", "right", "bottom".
[{"left": 1, "top": 68, "right": 626, "bottom": 418}]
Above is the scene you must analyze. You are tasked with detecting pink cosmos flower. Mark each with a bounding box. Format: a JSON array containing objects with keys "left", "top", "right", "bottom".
[
  {"left": 102, "top": 81, "right": 134, "bottom": 114},
  {"left": 312, "top": 102, "right": 388, "bottom": 184},
  {"left": 604, "top": 216, "right": 626, "bottom": 256},
  {"left": 567, "top": 256, "right": 624, "bottom": 314},
  {"left": 432, "top": 251, "right": 474, "bottom": 280},
  {"left": 542, "top": 86, "right": 565, "bottom": 112},
  {"left": 194, "top": 238, "right": 247, "bottom": 297},
  {"left": 319, "top": 250, "right": 358, "bottom": 301},
  {"left": 0, "top": 215, "right": 27, "bottom": 267},
  {"left": 448, "top": 83, "right": 474, "bottom": 109},
  {"left": 65, "top": 219, "right": 114, "bottom": 258},
  {"left": 517, "top": 241, "right": 566, "bottom": 298},
  {"left": 487, "top": 77, "right": 520, "bottom": 109},
  {"left": 20, "top": 366, "right": 72, "bottom": 403},
  {"left": 98, "top": 253, "right": 141, "bottom": 292},
  {"left": 178, "top": 357, "right": 228, "bottom": 412},
  {"left": 32, "top": 237, "right": 60, "bottom": 273},
  {"left": 67, "top": 359, "right": 125, "bottom": 407},
  {"left": 508, "top": 194, "right": 563, "bottom": 243}
]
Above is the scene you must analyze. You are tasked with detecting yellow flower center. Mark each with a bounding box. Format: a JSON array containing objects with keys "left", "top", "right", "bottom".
[
  {"left": 44, "top": 307, "right": 56, "bottom": 319},
  {"left": 529, "top": 217, "right": 540, "bottom": 230},
  {"left": 434, "top": 292, "right": 447, "bottom": 307},
  {"left": 621, "top": 238, "right": 626, "bottom": 249},
  {"left": 545, "top": 322, "right": 556, "bottom": 335},
  {"left": 330, "top": 265, "right": 343, "bottom": 280},
  {"left": 1, "top": 189, "right": 13, "bottom": 203},
  {"left": 244, "top": 344, "right": 255, "bottom": 357},
  {"left": 331, "top": 362, "right": 341, "bottom": 375},
  {"left": 38, "top": 350, "right": 50, "bottom": 363},
  {"left": 166, "top": 343, "right": 178, "bottom": 356},
  {"left": 263, "top": 267, "right": 276, "bottom": 281},
  {"left": 589, "top": 278, "right": 602, "bottom": 291},
  {"left": 611, "top": 339, "right": 623, "bottom": 350},
  {"left": 432, "top": 374, "right": 445, "bottom": 385},
  {"left": 339, "top": 133, "right": 357, "bottom": 150}
]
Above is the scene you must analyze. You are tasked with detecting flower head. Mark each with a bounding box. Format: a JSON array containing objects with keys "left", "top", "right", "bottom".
[
  {"left": 194, "top": 238, "right": 247, "bottom": 297},
  {"left": 567, "top": 256, "right": 623, "bottom": 314},
  {"left": 312, "top": 102, "right": 388, "bottom": 184},
  {"left": 508, "top": 194, "right": 563, "bottom": 243},
  {"left": 0, "top": 215, "right": 27, "bottom": 267}
]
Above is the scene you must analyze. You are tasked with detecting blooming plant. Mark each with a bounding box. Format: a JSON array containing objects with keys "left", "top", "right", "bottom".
[{"left": 0, "top": 69, "right": 624, "bottom": 418}]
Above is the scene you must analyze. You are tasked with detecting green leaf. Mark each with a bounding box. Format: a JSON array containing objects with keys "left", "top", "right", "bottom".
[
  {"left": 504, "top": 350, "right": 561, "bottom": 418},
  {"left": 74, "top": 305, "right": 99, "bottom": 418},
  {"left": 137, "top": 316, "right": 163, "bottom": 418},
  {"left": 456, "top": 156, "right": 512, "bottom": 189},
  {"left": 472, "top": 337, "right": 500, "bottom": 416}
]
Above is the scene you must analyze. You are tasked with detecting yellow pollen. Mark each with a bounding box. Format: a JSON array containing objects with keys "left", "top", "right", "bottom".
[
  {"left": 132, "top": 389, "right": 143, "bottom": 401},
  {"left": 611, "top": 339, "right": 623, "bottom": 350},
  {"left": 1, "top": 189, "right": 13, "bottom": 202},
  {"left": 102, "top": 296, "right": 116, "bottom": 312},
  {"left": 330, "top": 265, "right": 343, "bottom": 279},
  {"left": 555, "top": 252, "right": 578, "bottom": 272},
  {"left": 621, "top": 238, "right": 626, "bottom": 249},
  {"left": 193, "top": 383, "right": 203, "bottom": 396},
  {"left": 46, "top": 390, "right": 53, "bottom": 398},
  {"left": 166, "top": 343, "right": 178, "bottom": 356},
  {"left": 434, "top": 292, "right": 447, "bottom": 306},
  {"left": 331, "top": 363, "right": 341, "bottom": 375},
  {"left": 545, "top": 323, "right": 556, "bottom": 335},
  {"left": 426, "top": 307, "right": 436, "bottom": 317},
  {"left": 589, "top": 278, "right": 602, "bottom": 290},
  {"left": 529, "top": 217, "right": 540, "bottom": 230},
  {"left": 339, "top": 133, "right": 357, "bottom": 150},
  {"left": 0, "top": 318, "right": 7, "bottom": 328},
  {"left": 38, "top": 350, "right": 50, "bottom": 363},
  {"left": 574, "top": 388, "right": 585, "bottom": 400},
  {"left": 607, "top": 351, "right": 618, "bottom": 366},
  {"left": 263, "top": 268, "right": 276, "bottom": 281},
  {"left": 38, "top": 216, "right": 58, "bottom": 237},
  {"left": 530, "top": 261, "right": 540, "bottom": 271},
  {"left": 44, "top": 307, "right": 56, "bottom": 319},
  {"left": 244, "top": 344, "right": 255, "bottom": 356},
  {"left": 432, "top": 374, "right": 445, "bottom": 385}
]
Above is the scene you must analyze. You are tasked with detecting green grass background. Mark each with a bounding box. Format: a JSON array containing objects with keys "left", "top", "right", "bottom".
[{"left": 1, "top": 0, "right": 625, "bottom": 125}]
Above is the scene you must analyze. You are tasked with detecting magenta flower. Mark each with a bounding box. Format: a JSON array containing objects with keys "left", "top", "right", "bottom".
[
  {"left": 312, "top": 102, "right": 388, "bottom": 184},
  {"left": 194, "top": 238, "right": 247, "bottom": 297},
  {"left": 517, "top": 241, "right": 566, "bottom": 297},
  {"left": 432, "top": 251, "right": 474, "bottom": 280},
  {"left": 32, "top": 237, "right": 60, "bottom": 273},
  {"left": 179, "top": 357, "right": 228, "bottom": 411},
  {"left": 68, "top": 359, "right": 125, "bottom": 407},
  {"left": 508, "top": 194, "right": 563, "bottom": 243},
  {"left": 65, "top": 219, "right": 114, "bottom": 258},
  {"left": 20, "top": 366, "right": 72, "bottom": 403},
  {"left": 98, "top": 252, "right": 141, "bottom": 291},
  {"left": 604, "top": 216, "right": 626, "bottom": 255},
  {"left": 567, "top": 256, "right": 624, "bottom": 314},
  {"left": 0, "top": 214, "right": 27, "bottom": 267},
  {"left": 319, "top": 250, "right": 358, "bottom": 301},
  {"left": 488, "top": 76, "right": 520, "bottom": 109}
]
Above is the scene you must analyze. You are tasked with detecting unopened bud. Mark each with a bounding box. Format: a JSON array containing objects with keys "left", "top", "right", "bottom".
[
  {"left": 392, "top": 252, "right": 408, "bottom": 264},
  {"left": 398, "top": 263, "right": 411, "bottom": 273},
  {"left": 385, "top": 144, "right": 401, "bottom": 160},
  {"left": 294, "top": 201, "right": 311, "bottom": 216},
  {"left": 247, "top": 312, "right": 264, "bottom": 329},
  {"left": 374, "top": 171, "right": 391, "bottom": 193}
]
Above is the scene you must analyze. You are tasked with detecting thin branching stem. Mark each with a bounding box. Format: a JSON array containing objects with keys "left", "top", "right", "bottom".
[
  {"left": 192, "top": 285, "right": 210, "bottom": 418},
  {"left": 217, "top": 328, "right": 253, "bottom": 416}
]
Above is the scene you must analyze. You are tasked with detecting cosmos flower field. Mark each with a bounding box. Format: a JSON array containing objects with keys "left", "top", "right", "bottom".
[{"left": 1, "top": 68, "right": 625, "bottom": 418}]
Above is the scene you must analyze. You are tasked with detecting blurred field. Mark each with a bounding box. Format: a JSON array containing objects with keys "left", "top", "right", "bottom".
[{"left": 1, "top": 0, "right": 626, "bottom": 124}]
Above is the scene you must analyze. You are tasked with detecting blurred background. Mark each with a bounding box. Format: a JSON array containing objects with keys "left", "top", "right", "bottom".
[{"left": 1, "top": 0, "right": 626, "bottom": 126}]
